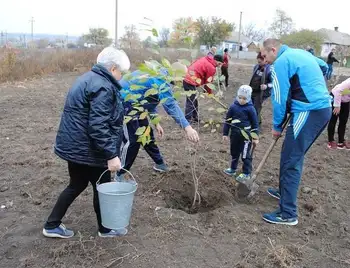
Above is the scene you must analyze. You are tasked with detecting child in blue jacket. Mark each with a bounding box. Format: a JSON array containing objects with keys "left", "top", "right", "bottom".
[{"left": 223, "top": 85, "right": 259, "bottom": 181}]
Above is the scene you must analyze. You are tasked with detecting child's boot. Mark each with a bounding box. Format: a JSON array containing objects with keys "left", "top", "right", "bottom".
[
  {"left": 223, "top": 168, "right": 237, "bottom": 177},
  {"left": 235, "top": 173, "right": 251, "bottom": 182}
]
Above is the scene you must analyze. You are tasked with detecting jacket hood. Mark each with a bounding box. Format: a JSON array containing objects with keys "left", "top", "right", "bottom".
[
  {"left": 205, "top": 55, "right": 218, "bottom": 67},
  {"left": 277, "top": 45, "right": 289, "bottom": 59},
  {"left": 91, "top": 64, "right": 122, "bottom": 90}
]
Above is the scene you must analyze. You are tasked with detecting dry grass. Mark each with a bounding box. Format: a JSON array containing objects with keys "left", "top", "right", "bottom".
[{"left": 0, "top": 47, "right": 191, "bottom": 83}]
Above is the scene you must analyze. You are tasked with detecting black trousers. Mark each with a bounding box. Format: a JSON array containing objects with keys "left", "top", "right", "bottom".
[
  {"left": 183, "top": 81, "right": 198, "bottom": 122},
  {"left": 221, "top": 66, "right": 229, "bottom": 87},
  {"left": 252, "top": 91, "right": 263, "bottom": 124},
  {"left": 44, "top": 161, "right": 111, "bottom": 233},
  {"left": 327, "top": 101, "right": 350, "bottom": 143}
]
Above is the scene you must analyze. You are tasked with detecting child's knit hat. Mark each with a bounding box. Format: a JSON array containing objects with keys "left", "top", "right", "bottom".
[{"left": 237, "top": 85, "right": 252, "bottom": 102}]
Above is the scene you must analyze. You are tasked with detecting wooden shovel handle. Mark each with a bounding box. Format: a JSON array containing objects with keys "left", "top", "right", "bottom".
[{"left": 253, "top": 115, "right": 291, "bottom": 178}]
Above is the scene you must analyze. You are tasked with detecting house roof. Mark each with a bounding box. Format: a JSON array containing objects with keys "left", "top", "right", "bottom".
[
  {"left": 316, "top": 28, "right": 350, "bottom": 46},
  {"left": 225, "top": 31, "right": 251, "bottom": 44}
]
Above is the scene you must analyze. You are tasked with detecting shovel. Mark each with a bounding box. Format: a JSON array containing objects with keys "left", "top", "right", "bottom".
[{"left": 235, "top": 115, "right": 292, "bottom": 201}]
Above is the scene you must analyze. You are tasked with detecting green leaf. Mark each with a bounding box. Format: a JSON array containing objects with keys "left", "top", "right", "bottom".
[
  {"left": 133, "top": 106, "right": 144, "bottom": 112},
  {"left": 211, "top": 129, "right": 217, "bottom": 133},
  {"left": 173, "top": 91, "right": 181, "bottom": 100},
  {"left": 151, "top": 116, "right": 161, "bottom": 125},
  {"left": 216, "top": 107, "right": 227, "bottom": 114},
  {"left": 207, "top": 83, "right": 216, "bottom": 90},
  {"left": 251, "top": 132, "right": 259, "bottom": 140},
  {"left": 141, "top": 135, "right": 147, "bottom": 146},
  {"left": 241, "top": 130, "right": 250, "bottom": 140},
  {"left": 145, "top": 88, "right": 158, "bottom": 97},
  {"left": 139, "top": 63, "right": 157, "bottom": 75},
  {"left": 123, "top": 116, "right": 132, "bottom": 124},
  {"left": 144, "top": 126, "right": 151, "bottom": 136},
  {"left": 161, "top": 58, "right": 171, "bottom": 68},
  {"left": 219, "top": 75, "right": 226, "bottom": 82},
  {"left": 139, "top": 111, "right": 148, "bottom": 120},
  {"left": 207, "top": 76, "right": 213, "bottom": 83},
  {"left": 208, "top": 107, "right": 215, "bottom": 111},
  {"left": 195, "top": 78, "right": 201, "bottom": 84},
  {"left": 140, "top": 100, "right": 148, "bottom": 105},
  {"left": 152, "top": 28, "right": 158, "bottom": 37},
  {"left": 159, "top": 97, "right": 169, "bottom": 104},
  {"left": 135, "top": 126, "right": 146, "bottom": 135},
  {"left": 216, "top": 124, "right": 221, "bottom": 128},
  {"left": 203, "top": 124, "right": 209, "bottom": 128},
  {"left": 231, "top": 119, "right": 241, "bottom": 124},
  {"left": 130, "top": 84, "right": 145, "bottom": 90},
  {"left": 128, "top": 110, "right": 138, "bottom": 116},
  {"left": 341, "top": 89, "right": 350, "bottom": 96}
]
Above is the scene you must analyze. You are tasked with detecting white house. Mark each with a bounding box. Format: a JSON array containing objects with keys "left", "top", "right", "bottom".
[
  {"left": 316, "top": 27, "right": 350, "bottom": 58},
  {"left": 221, "top": 31, "right": 251, "bottom": 52}
]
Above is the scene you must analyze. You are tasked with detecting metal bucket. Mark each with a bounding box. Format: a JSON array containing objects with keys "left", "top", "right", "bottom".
[{"left": 96, "top": 169, "right": 137, "bottom": 230}]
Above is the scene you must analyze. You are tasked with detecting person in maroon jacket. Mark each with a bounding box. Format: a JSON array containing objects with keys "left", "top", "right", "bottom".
[
  {"left": 183, "top": 54, "right": 224, "bottom": 122},
  {"left": 221, "top": 48, "right": 230, "bottom": 87}
]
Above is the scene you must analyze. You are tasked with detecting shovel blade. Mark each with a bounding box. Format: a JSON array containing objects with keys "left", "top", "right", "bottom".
[{"left": 235, "top": 179, "right": 260, "bottom": 201}]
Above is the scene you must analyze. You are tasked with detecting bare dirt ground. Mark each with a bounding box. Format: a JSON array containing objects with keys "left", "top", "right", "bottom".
[{"left": 0, "top": 63, "right": 349, "bottom": 268}]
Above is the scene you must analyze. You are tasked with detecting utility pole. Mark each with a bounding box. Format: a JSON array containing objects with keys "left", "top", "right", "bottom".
[
  {"left": 66, "top": 32, "right": 69, "bottom": 48},
  {"left": 30, "top": 17, "right": 35, "bottom": 41},
  {"left": 237, "top": 11, "right": 242, "bottom": 59},
  {"left": 0, "top": 31, "right": 3, "bottom": 46},
  {"left": 115, "top": 0, "right": 118, "bottom": 47}
]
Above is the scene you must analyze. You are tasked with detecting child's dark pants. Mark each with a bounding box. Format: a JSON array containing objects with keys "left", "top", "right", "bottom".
[{"left": 230, "top": 129, "right": 252, "bottom": 174}]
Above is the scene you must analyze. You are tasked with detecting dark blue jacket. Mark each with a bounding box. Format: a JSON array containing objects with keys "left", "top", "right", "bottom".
[
  {"left": 54, "top": 64, "right": 124, "bottom": 167},
  {"left": 223, "top": 99, "right": 259, "bottom": 137}
]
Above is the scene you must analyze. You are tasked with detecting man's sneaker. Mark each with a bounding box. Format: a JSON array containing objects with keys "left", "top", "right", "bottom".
[
  {"left": 153, "top": 163, "right": 169, "bottom": 172},
  {"left": 98, "top": 228, "right": 128, "bottom": 238},
  {"left": 42, "top": 224, "right": 74, "bottom": 239},
  {"left": 223, "top": 168, "right": 237, "bottom": 176},
  {"left": 267, "top": 188, "right": 281, "bottom": 200},
  {"left": 235, "top": 173, "right": 251, "bottom": 182},
  {"left": 338, "top": 141, "right": 350, "bottom": 150},
  {"left": 327, "top": 141, "right": 337, "bottom": 149},
  {"left": 263, "top": 211, "right": 298, "bottom": 226}
]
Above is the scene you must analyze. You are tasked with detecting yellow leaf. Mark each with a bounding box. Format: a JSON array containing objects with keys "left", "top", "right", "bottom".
[
  {"left": 123, "top": 116, "right": 132, "bottom": 124},
  {"left": 232, "top": 119, "right": 241, "bottom": 124},
  {"left": 241, "top": 130, "right": 250, "bottom": 140},
  {"left": 251, "top": 132, "right": 259, "bottom": 140},
  {"left": 211, "top": 129, "right": 217, "bottom": 133},
  {"left": 203, "top": 124, "right": 209, "bottom": 128},
  {"left": 139, "top": 111, "right": 148, "bottom": 120},
  {"left": 128, "top": 110, "right": 138, "bottom": 116},
  {"left": 144, "top": 126, "right": 151, "bottom": 136},
  {"left": 216, "top": 107, "right": 227, "bottom": 113},
  {"left": 145, "top": 88, "right": 158, "bottom": 97},
  {"left": 135, "top": 126, "right": 146, "bottom": 135}
]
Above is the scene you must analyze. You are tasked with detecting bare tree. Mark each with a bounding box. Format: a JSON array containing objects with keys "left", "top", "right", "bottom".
[
  {"left": 119, "top": 24, "right": 142, "bottom": 49},
  {"left": 159, "top": 28, "right": 170, "bottom": 47},
  {"left": 242, "top": 23, "right": 265, "bottom": 42},
  {"left": 269, "top": 9, "right": 294, "bottom": 37}
]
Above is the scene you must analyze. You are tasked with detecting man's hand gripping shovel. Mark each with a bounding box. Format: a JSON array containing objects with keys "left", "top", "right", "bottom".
[{"left": 235, "top": 115, "right": 292, "bottom": 201}]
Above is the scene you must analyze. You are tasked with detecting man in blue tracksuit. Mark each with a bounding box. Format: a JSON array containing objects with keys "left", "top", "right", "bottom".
[
  {"left": 118, "top": 69, "right": 199, "bottom": 176},
  {"left": 261, "top": 39, "right": 332, "bottom": 225}
]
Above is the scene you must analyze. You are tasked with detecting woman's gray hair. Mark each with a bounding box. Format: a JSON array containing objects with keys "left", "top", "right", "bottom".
[{"left": 97, "top": 47, "right": 130, "bottom": 72}]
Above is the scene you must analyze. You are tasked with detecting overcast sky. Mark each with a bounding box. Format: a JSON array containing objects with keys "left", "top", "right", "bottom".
[{"left": 0, "top": 0, "right": 349, "bottom": 39}]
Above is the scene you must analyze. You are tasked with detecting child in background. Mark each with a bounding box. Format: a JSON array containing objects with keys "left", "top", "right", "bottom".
[
  {"left": 223, "top": 85, "right": 259, "bottom": 182},
  {"left": 327, "top": 77, "right": 350, "bottom": 149}
]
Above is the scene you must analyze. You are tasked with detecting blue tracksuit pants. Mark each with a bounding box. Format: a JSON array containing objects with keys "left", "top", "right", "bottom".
[
  {"left": 279, "top": 107, "right": 331, "bottom": 218},
  {"left": 230, "top": 130, "right": 253, "bottom": 174},
  {"left": 119, "top": 118, "right": 164, "bottom": 175}
]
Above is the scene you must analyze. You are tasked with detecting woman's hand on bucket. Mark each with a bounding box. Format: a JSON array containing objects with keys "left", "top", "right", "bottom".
[{"left": 108, "top": 156, "right": 122, "bottom": 172}]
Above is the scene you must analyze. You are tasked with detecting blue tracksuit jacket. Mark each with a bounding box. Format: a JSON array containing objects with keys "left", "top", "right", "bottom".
[
  {"left": 313, "top": 56, "right": 328, "bottom": 76},
  {"left": 119, "top": 71, "right": 189, "bottom": 128},
  {"left": 271, "top": 45, "right": 332, "bottom": 137}
]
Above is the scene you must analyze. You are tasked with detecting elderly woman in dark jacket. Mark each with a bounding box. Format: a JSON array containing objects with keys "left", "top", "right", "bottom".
[{"left": 42, "top": 47, "right": 130, "bottom": 239}]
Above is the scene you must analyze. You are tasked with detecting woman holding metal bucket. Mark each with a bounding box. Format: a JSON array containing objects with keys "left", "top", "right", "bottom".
[{"left": 42, "top": 47, "right": 130, "bottom": 238}]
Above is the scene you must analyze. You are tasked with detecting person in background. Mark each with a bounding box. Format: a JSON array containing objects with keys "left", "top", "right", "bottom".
[
  {"left": 207, "top": 46, "right": 217, "bottom": 58},
  {"left": 221, "top": 48, "right": 230, "bottom": 87},
  {"left": 42, "top": 47, "right": 130, "bottom": 238},
  {"left": 326, "top": 48, "right": 339, "bottom": 80},
  {"left": 183, "top": 54, "right": 224, "bottom": 123},
  {"left": 117, "top": 63, "right": 199, "bottom": 177},
  {"left": 261, "top": 39, "right": 331, "bottom": 226},
  {"left": 249, "top": 52, "right": 272, "bottom": 125},
  {"left": 222, "top": 85, "right": 259, "bottom": 181},
  {"left": 327, "top": 77, "right": 350, "bottom": 150}
]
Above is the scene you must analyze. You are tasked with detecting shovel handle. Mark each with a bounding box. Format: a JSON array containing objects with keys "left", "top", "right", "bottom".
[{"left": 252, "top": 114, "right": 292, "bottom": 179}]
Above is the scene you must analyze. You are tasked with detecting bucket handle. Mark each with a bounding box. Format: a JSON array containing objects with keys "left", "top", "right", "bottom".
[{"left": 96, "top": 168, "right": 136, "bottom": 186}]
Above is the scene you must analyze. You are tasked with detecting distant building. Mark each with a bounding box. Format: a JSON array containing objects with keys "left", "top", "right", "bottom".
[
  {"left": 221, "top": 31, "right": 251, "bottom": 52},
  {"left": 247, "top": 41, "right": 261, "bottom": 52},
  {"left": 316, "top": 27, "right": 350, "bottom": 58}
]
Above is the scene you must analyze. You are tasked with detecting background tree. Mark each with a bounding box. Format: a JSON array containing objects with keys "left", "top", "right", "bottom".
[
  {"left": 168, "top": 17, "right": 198, "bottom": 48},
  {"left": 195, "top": 17, "right": 234, "bottom": 47},
  {"left": 81, "top": 28, "right": 112, "bottom": 46},
  {"left": 269, "top": 9, "right": 294, "bottom": 37},
  {"left": 158, "top": 28, "right": 170, "bottom": 47},
  {"left": 119, "top": 24, "right": 142, "bottom": 49},
  {"left": 280, "top": 29, "right": 325, "bottom": 55},
  {"left": 242, "top": 23, "right": 265, "bottom": 42}
]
